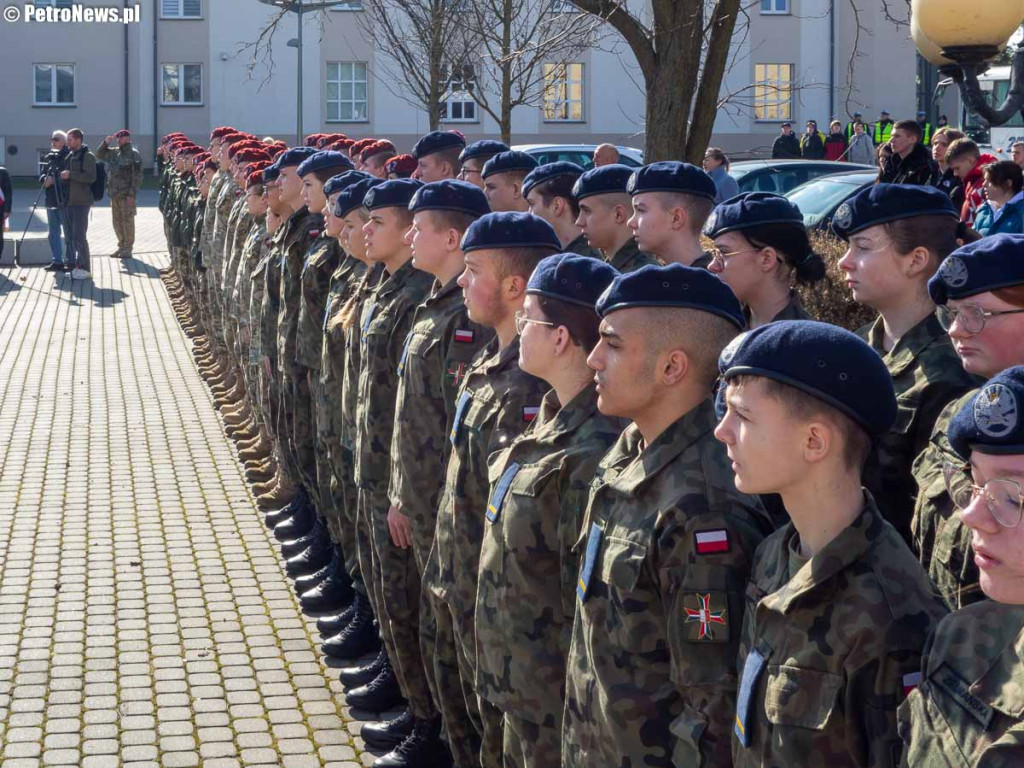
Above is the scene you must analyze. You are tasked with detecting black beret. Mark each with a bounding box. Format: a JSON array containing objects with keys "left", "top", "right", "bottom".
[
  {"left": 411, "top": 130, "right": 466, "bottom": 159},
  {"left": 323, "top": 170, "right": 373, "bottom": 198},
  {"left": 296, "top": 150, "right": 354, "bottom": 178},
  {"left": 719, "top": 320, "right": 898, "bottom": 437},
  {"left": 572, "top": 164, "right": 634, "bottom": 200},
  {"left": 262, "top": 163, "right": 281, "bottom": 183},
  {"left": 364, "top": 178, "right": 424, "bottom": 211},
  {"left": 334, "top": 177, "right": 385, "bottom": 218},
  {"left": 526, "top": 253, "right": 619, "bottom": 309},
  {"left": 928, "top": 233, "right": 1024, "bottom": 305},
  {"left": 460, "top": 212, "right": 560, "bottom": 253},
  {"left": 275, "top": 146, "right": 319, "bottom": 169},
  {"left": 522, "top": 162, "right": 585, "bottom": 199},
  {"left": 831, "top": 182, "right": 958, "bottom": 240},
  {"left": 627, "top": 161, "right": 716, "bottom": 201},
  {"left": 459, "top": 140, "right": 510, "bottom": 164},
  {"left": 596, "top": 264, "right": 745, "bottom": 329},
  {"left": 949, "top": 366, "right": 1024, "bottom": 458},
  {"left": 704, "top": 192, "right": 804, "bottom": 238},
  {"left": 481, "top": 151, "right": 539, "bottom": 180},
  {"left": 409, "top": 179, "right": 490, "bottom": 217}
]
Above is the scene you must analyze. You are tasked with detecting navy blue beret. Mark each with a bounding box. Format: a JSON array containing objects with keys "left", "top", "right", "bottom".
[
  {"left": 831, "top": 183, "right": 958, "bottom": 239},
  {"left": 572, "top": 164, "right": 634, "bottom": 200},
  {"left": 719, "top": 320, "right": 898, "bottom": 437},
  {"left": 459, "top": 140, "right": 510, "bottom": 164},
  {"left": 596, "top": 264, "right": 745, "bottom": 329},
  {"left": 929, "top": 233, "right": 1024, "bottom": 305},
  {"left": 481, "top": 151, "right": 539, "bottom": 180},
  {"left": 460, "top": 212, "right": 560, "bottom": 253},
  {"left": 949, "top": 366, "right": 1024, "bottom": 458},
  {"left": 323, "top": 170, "right": 373, "bottom": 198},
  {"left": 275, "top": 146, "right": 318, "bottom": 169},
  {"left": 364, "top": 178, "right": 424, "bottom": 211},
  {"left": 334, "top": 177, "right": 385, "bottom": 218},
  {"left": 522, "top": 162, "right": 585, "bottom": 199},
  {"left": 704, "top": 192, "right": 804, "bottom": 238},
  {"left": 296, "top": 150, "right": 354, "bottom": 178},
  {"left": 527, "top": 253, "right": 619, "bottom": 309},
  {"left": 262, "top": 163, "right": 281, "bottom": 183},
  {"left": 409, "top": 179, "right": 490, "bottom": 217},
  {"left": 411, "top": 131, "right": 466, "bottom": 159},
  {"left": 627, "top": 161, "right": 716, "bottom": 201}
]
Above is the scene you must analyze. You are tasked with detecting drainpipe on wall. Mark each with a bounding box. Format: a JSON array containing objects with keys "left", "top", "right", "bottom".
[{"left": 153, "top": 0, "right": 159, "bottom": 172}]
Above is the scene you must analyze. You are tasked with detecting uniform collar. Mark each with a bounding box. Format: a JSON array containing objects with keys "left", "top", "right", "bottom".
[
  {"left": 566, "top": 233, "right": 591, "bottom": 253},
  {"left": 478, "top": 336, "right": 520, "bottom": 376},
  {"left": 866, "top": 312, "right": 947, "bottom": 378},
  {"left": 609, "top": 239, "right": 640, "bottom": 270},
  {"left": 529, "top": 383, "right": 600, "bottom": 445},
  {"left": 425, "top": 274, "right": 462, "bottom": 306},
  {"left": 375, "top": 257, "right": 419, "bottom": 300}
]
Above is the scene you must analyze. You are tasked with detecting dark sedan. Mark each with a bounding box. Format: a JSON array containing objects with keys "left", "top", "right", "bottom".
[{"left": 729, "top": 159, "right": 876, "bottom": 196}]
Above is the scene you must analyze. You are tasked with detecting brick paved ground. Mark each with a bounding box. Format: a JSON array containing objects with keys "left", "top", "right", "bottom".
[{"left": 0, "top": 205, "right": 375, "bottom": 767}]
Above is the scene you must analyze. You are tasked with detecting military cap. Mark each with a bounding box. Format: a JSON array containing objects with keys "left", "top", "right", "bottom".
[
  {"left": 459, "top": 140, "right": 510, "bottom": 164},
  {"left": 831, "top": 183, "right": 958, "bottom": 239},
  {"left": 334, "top": 177, "right": 385, "bottom": 218},
  {"left": 626, "top": 161, "right": 717, "bottom": 201},
  {"left": 245, "top": 168, "right": 266, "bottom": 189},
  {"left": 703, "top": 192, "right": 804, "bottom": 238},
  {"left": 596, "top": 263, "right": 745, "bottom": 329},
  {"left": 349, "top": 138, "right": 375, "bottom": 158},
  {"left": 364, "top": 178, "right": 423, "bottom": 211},
  {"left": 928, "top": 233, "right": 1024, "bottom": 305},
  {"left": 296, "top": 150, "right": 354, "bottom": 178},
  {"left": 527, "top": 253, "right": 619, "bottom": 309},
  {"left": 274, "top": 146, "right": 318, "bottom": 169},
  {"left": 362, "top": 140, "right": 396, "bottom": 160},
  {"left": 409, "top": 180, "right": 490, "bottom": 217},
  {"left": 209, "top": 126, "right": 236, "bottom": 140},
  {"left": 949, "top": 366, "right": 1024, "bottom": 458},
  {"left": 385, "top": 154, "right": 418, "bottom": 178},
  {"left": 219, "top": 132, "right": 248, "bottom": 145},
  {"left": 262, "top": 163, "right": 281, "bottom": 183},
  {"left": 719, "top": 320, "right": 898, "bottom": 437},
  {"left": 326, "top": 138, "right": 354, "bottom": 153},
  {"left": 481, "top": 151, "right": 540, "bottom": 180},
  {"left": 460, "top": 212, "right": 560, "bottom": 253},
  {"left": 522, "top": 161, "right": 585, "bottom": 199},
  {"left": 572, "top": 164, "right": 634, "bottom": 200},
  {"left": 114, "top": 129, "right": 131, "bottom": 139},
  {"left": 323, "top": 170, "right": 372, "bottom": 198},
  {"left": 304, "top": 133, "right": 322, "bottom": 147},
  {"left": 234, "top": 148, "right": 272, "bottom": 165},
  {"left": 412, "top": 130, "right": 467, "bottom": 159}
]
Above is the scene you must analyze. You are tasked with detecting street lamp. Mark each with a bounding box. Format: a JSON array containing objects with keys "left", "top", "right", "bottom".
[{"left": 911, "top": 0, "right": 1024, "bottom": 126}]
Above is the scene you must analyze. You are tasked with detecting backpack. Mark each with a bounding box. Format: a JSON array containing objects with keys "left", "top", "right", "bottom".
[{"left": 78, "top": 151, "right": 106, "bottom": 201}]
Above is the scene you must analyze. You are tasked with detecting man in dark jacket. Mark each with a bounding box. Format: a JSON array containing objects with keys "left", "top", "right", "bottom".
[
  {"left": 799, "top": 120, "right": 826, "bottom": 159},
  {"left": 60, "top": 128, "right": 97, "bottom": 280},
  {"left": 877, "top": 119, "right": 936, "bottom": 186},
  {"left": 0, "top": 163, "right": 11, "bottom": 261},
  {"left": 771, "top": 122, "right": 801, "bottom": 159},
  {"left": 41, "top": 130, "right": 71, "bottom": 270}
]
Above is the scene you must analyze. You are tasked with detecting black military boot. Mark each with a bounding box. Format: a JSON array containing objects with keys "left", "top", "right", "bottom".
[
  {"left": 285, "top": 525, "right": 334, "bottom": 577},
  {"left": 345, "top": 656, "right": 404, "bottom": 713},
  {"left": 317, "top": 598, "right": 358, "bottom": 637},
  {"left": 322, "top": 593, "right": 380, "bottom": 660},
  {"left": 300, "top": 566, "right": 354, "bottom": 613},
  {"left": 264, "top": 488, "right": 307, "bottom": 529},
  {"left": 373, "top": 716, "right": 450, "bottom": 768},
  {"left": 293, "top": 558, "right": 334, "bottom": 596},
  {"left": 338, "top": 645, "right": 387, "bottom": 688},
  {"left": 360, "top": 707, "right": 415, "bottom": 750},
  {"left": 273, "top": 503, "right": 315, "bottom": 542},
  {"left": 279, "top": 516, "right": 326, "bottom": 558}
]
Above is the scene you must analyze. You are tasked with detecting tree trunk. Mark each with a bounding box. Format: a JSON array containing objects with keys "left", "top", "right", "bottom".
[
  {"left": 685, "top": 0, "right": 742, "bottom": 163},
  {"left": 643, "top": 67, "right": 693, "bottom": 162}
]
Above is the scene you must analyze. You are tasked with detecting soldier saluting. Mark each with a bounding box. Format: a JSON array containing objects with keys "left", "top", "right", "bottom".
[{"left": 96, "top": 129, "right": 143, "bottom": 259}]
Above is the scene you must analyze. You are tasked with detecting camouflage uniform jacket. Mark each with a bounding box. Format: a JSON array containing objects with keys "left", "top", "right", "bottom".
[
  {"left": 340, "top": 264, "right": 384, "bottom": 454},
  {"left": 248, "top": 230, "right": 276, "bottom": 366},
  {"left": 860, "top": 314, "right": 979, "bottom": 543},
  {"left": 387, "top": 277, "right": 493, "bottom": 565},
  {"left": 565, "top": 233, "right": 602, "bottom": 259},
  {"left": 260, "top": 223, "right": 290, "bottom": 371},
  {"left": 608, "top": 238, "right": 661, "bottom": 273},
  {"left": 221, "top": 196, "right": 249, "bottom": 302},
  {"left": 96, "top": 141, "right": 143, "bottom": 199},
  {"left": 276, "top": 207, "right": 321, "bottom": 374},
  {"left": 202, "top": 171, "right": 230, "bottom": 260},
  {"left": 188, "top": 195, "right": 206, "bottom": 267},
  {"left": 352, "top": 260, "right": 434, "bottom": 491},
  {"left": 745, "top": 292, "right": 814, "bottom": 327},
  {"left": 320, "top": 255, "right": 368, "bottom": 440},
  {"left": 911, "top": 389, "right": 984, "bottom": 610},
  {"left": 562, "top": 400, "right": 771, "bottom": 768},
  {"left": 897, "top": 602, "right": 1024, "bottom": 768},
  {"left": 158, "top": 162, "right": 171, "bottom": 213},
  {"left": 165, "top": 174, "right": 184, "bottom": 248},
  {"left": 476, "top": 383, "right": 625, "bottom": 727},
  {"left": 732, "top": 494, "right": 948, "bottom": 768},
  {"left": 296, "top": 235, "right": 341, "bottom": 371},
  {"left": 234, "top": 214, "right": 267, "bottom": 343},
  {"left": 210, "top": 177, "right": 240, "bottom": 276}
]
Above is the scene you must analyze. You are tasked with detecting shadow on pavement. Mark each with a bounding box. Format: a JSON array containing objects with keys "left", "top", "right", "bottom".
[
  {"left": 50, "top": 269, "right": 129, "bottom": 307},
  {"left": 0, "top": 272, "right": 22, "bottom": 298}
]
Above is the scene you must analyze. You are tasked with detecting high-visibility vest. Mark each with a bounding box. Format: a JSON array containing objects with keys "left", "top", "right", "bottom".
[
  {"left": 919, "top": 122, "right": 932, "bottom": 146},
  {"left": 846, "top": 122, "right": 860, "bottom": 140},
  {"left": 874, "top": 120, "right": 893, "bottom": 145}
]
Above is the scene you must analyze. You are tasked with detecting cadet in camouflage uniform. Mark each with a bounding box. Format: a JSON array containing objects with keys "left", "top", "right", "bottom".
[
  {"left": 831, "top": 185, "right": 978, "bottom": 544},
  {"left": 457, "top": 140, "right": 509, "bottom": 191},
  {"left": 475, "top": 254, "right": 622, "bottom": 768},
  {"left": 915, "top": 235, "right": 1024, "bottom": 609},
  {"left": 522, "top": 163, "right": 602, "bottom": 258},
  {"left": 96, "top": 129, "right": 143, "bottom": 258},
  {"left": 714, "top": 321, "right": 948, "bottom": 768},
  {"left": 573, "top": 165, "right": 661, "bottom": 273},
  {"left": 562, "top": 265, "right": 771, "bottom": 768},
  {"left": 898, "top": 366, "right": 1024, "bottom": 767},
  {"left": 479, "top": 151, "right": 538, "bottom": 213},
  {"left": 705, "top": 192, "right": 823, "bottom": 326},
  {"left": 421, "top": 212, "right": 559, "bottom": 768}
]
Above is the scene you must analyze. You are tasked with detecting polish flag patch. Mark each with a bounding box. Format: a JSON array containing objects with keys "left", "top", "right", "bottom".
[
  {"left": 454, "top": 329, "right": 475, "bottom": 344},
  {"left": 695, "top": 529, "right": 730, "bottom": 555},
  {"left": 309, "top": 229, "right": 321, "bottom": 238},
  {"left": 522, "top": 406, "right": 540, "bottom": 422},
  {"left": 902, "top": 672, "right": 921, "bottom": 695}
]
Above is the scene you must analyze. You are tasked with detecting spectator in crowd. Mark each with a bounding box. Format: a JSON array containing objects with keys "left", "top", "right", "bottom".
[
  {"left": 936, "top": 113, "right": 949, "bottom": 128},
  {"left": 877, "top": 119, "right": 935, "bottom": 185},
  {"left": 0, "top": 161, "right": 11, "bottom": 261},
  {"left": 592, "top": 143, "right": 619, "bottom": 167},
  {"left": 40, "top": 130, "right": 71, "bottom": 271},
  {"left": 771, "top": 122, "right": 801, "bottom": 159},
  {"left": 845, "top": 111, "right": 864, "bottom": 141},
  {"left": 799, "top": 120, "right": 826, "bottom": 159},
  {"left": 931, "top": 126, "right": 966, "bottom": 213},
  {"left": 947, "top": 137, "right": 998, "bottom": 225},
  {"left": 917, "top": 110, "right": 934, "bottom": 146},
  {"left": 702, "top": 146, "right": 740, "bottom": 204},
  {"left": 60, "top": 128, "right": 97, "bottom": 280},
  {"left": 973, "top": 160, "right": 1024, "bottom": 236},
  {"left": 847, "top": 120, "right": 876, "bottom": 165},
  {"left": 1010, "top": 140, "right": 1024, "bottom": 169},
  {"left": 874, "top": 108, "right": 894, "bottom": 145},
  {"left": 824, "top": 119, "right": 849, "bottom": 161}
]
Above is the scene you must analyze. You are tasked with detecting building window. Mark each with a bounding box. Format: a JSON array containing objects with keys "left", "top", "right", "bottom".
[
  {"left": 161, "top": 0, "right": 202, "bottom": 17},
  {"left": 330, "top": 1, "right": 363, "bottom": 9},
  {"left": 34, "top": 64, "right": 75, "bottom": 106},
  {"left": 542, "top": 62, "right": 584, "bottom": 122},
  {"left": 753, "top": 63, "right": 792, "bottom": 120},
  {"left": 162, "top": 64, "right": 203, "bottom": 105},
  {"left": 760, "top": 0, "right": 789, "bottom": 14},
  {"left": 327, "top": 62, "right": 369, "bottom": 122},
  {"left": 440, "top": 66, "right": 477, "bottom": 123}
]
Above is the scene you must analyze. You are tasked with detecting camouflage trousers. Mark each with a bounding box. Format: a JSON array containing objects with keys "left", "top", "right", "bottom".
[
  {"left": 502, "top": 713, "right": 560, "bottom": 768},
  {"left": 112, "top": 195, "right": 136, "bottom": 251},
  {"left": 288, "top": 368, "right": 318, "bottom": 509},
  {"left": 309, "top": 375, "right": 336, "bottom": 523}
]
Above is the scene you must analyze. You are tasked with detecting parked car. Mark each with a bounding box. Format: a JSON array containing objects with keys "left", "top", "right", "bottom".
[
  {"left": 729, "top": 159, "right": 876, "bottom": 196},
  {"left": 512, "top": 144, "right": 644, "bottom": 168},
  {"left": 785, "top": 170, "right": 878, "bottom": 230}
]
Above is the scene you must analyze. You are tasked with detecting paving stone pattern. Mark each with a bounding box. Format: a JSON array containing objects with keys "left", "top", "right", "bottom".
[{"left": 0, "top": 207, "right": 372, "bottom": 767}]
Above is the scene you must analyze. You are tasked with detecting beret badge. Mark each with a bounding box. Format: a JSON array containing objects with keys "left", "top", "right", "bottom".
[{"left": 974, "top": 384, "right": 1018, "bottom": 439}]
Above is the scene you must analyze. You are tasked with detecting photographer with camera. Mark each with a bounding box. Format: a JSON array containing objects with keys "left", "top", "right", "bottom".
[
  {"left": 96, "top": 129, "right": 142, "bottom": 259},
  {"left": 41, "top": 130, "right": 71, "bottom": 272},
  {"left": 59, "top": 128, "right": 97, "bottom": 281}
]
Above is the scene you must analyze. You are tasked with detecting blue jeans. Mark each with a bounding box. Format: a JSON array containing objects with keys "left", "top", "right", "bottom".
[{"left": 46, "top": 207, "right": 68, "bottom": 265}]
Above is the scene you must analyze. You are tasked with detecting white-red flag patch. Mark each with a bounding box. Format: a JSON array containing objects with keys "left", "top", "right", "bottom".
[{"left": 695, "top": 529, "right": 730, "bottom": 554}]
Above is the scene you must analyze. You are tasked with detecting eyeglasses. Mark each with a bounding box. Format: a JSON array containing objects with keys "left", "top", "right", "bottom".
[
  {"left": 513, "top": 310, "right": 556, "bottom": 335},
  {"left": 708, "top": 246, "right": 761, "bottom": 264},
  {"left": 458, "top": 168, "right": 482, "bottom": 179},
  {"left": 943, "top": 461, "right": 1023, "bottom": 528},
  {"left": 936, "top": 304, "right": 1024, "bottom": 335}
]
